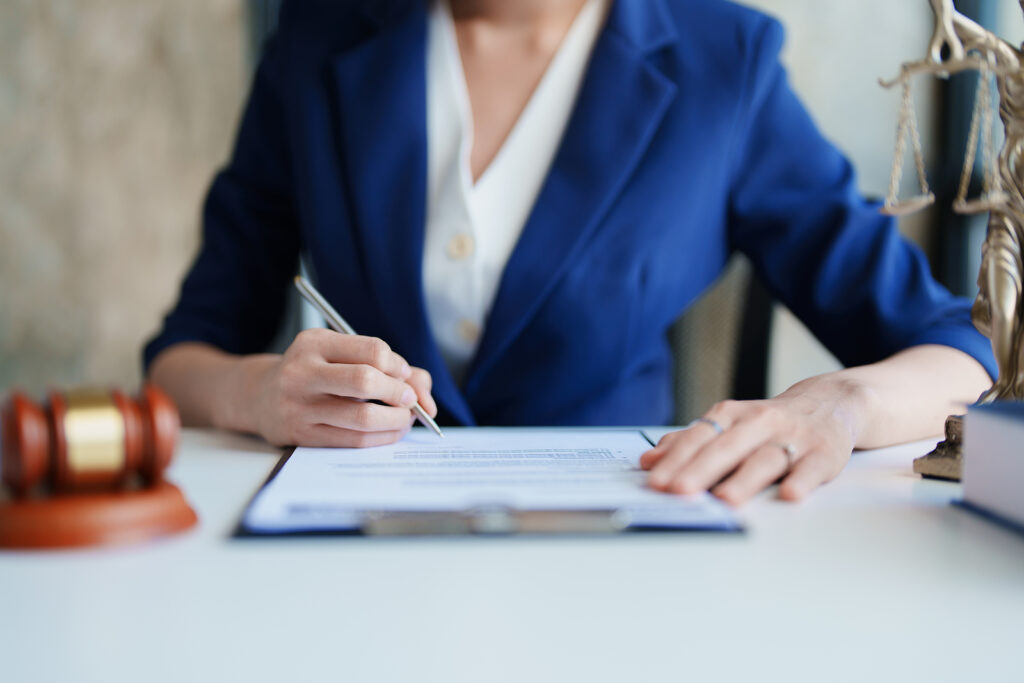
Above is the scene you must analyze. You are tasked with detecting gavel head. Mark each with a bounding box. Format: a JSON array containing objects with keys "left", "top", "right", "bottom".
[{"left": 1, "top": 385, "right": 179, "bottom": 497}]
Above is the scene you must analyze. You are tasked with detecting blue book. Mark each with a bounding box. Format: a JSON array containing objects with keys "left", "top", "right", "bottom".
[{"left": 959, "top": 402, "right": 1024, "bottom": 535}]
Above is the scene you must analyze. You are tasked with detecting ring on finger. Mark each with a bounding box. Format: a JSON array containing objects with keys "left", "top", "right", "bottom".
[
  {"left": 773, "top": 442, "right": 799, "bottom": 471},
  {"left": 689, "top": 417, "right": 725, "bottom": 435}
]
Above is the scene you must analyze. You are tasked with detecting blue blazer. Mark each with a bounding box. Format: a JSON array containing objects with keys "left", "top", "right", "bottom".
[{"left": 145, "top": 0, "right": 995, "bottom": 426}]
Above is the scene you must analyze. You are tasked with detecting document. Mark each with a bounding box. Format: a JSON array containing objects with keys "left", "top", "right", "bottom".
[{"left": 242, "top": 428, "right": 740, "bottom": 534}]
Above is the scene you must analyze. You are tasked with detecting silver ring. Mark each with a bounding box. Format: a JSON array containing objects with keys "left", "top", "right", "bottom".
[
  {"left": 690, "top": 417, "right": 724, "bottom": 435},
  {"left": 774, "top": 442, "right": 798, "bottom": 470}
]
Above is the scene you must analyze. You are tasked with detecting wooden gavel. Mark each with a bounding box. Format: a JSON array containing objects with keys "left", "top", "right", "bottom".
[{"left": 1, "top": 384, "right": 179, "bottom": 497}]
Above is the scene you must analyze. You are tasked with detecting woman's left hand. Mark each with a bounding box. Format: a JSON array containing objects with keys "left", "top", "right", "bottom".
[{"left": 640, "top": 378, "right": 867, "bottom": 506}]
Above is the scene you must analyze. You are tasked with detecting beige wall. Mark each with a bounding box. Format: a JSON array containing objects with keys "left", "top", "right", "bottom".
[{"left": 0, "top": 0, "right": 246, "bottom": 395}]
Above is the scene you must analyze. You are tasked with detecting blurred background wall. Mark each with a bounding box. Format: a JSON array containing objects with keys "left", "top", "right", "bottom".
[
  {"left": 0, "top": 0, "right": 247, "bottom": 394},
  {"left": 0, "top": 1, "right": 1021, "bottom": 405}
]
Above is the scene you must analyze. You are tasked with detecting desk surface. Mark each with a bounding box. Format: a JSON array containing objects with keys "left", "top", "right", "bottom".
[{"left": 2, "top": 428, "right": 1022, "bottom": 683}]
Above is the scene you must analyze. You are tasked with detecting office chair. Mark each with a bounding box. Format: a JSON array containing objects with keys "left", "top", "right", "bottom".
[{"left": 669, "top": 256, "right": 772, "bottom": 424}]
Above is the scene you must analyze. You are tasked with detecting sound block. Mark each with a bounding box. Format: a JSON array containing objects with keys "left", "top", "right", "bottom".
[{"left": 0, "top": 481, "right": 198, "bottom": 550}]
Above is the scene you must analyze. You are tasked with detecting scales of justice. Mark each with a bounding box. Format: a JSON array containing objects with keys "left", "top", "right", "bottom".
[{"left": 883, "top": 0, "right": 1024, "bottom": 479}]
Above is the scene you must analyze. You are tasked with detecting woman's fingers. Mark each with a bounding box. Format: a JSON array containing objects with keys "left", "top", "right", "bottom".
[
  {"left": 646, "top": 404, "right": 740, "bottom": 490},
  {"left": 296, "top": 328, "right": 412, "bottom": 379},
  {"left": 661, "top": 419, "right": 788, "bottom": 495},
  {"left": 302, "top": 423, "right": 411, "bottom": 449},
  {"left": 644, "top": 394, "right": 854, "bottom": 505},
  {"left": 258, "top": 331, "right": 442, "bottom": 448},
  {"left": 314, "top": 335, "right": 437, "bottom": 415},
  {"left": 326, "top": 335, "right": 410, "bottom": 379},
  {"left": 712, "top": 443, "right": 791, "bottom": 506},
  {"left": 639, "top": 431, "right": 685, "bottom": 468},
  {"left": 314, "top": 363, "right": 418, "bottom": 407},
  {"left": 307, "top": 396, "right": 416, "bottom": 433},
  {"left": 645, "top": 423, "right": 723, "bottom": 489},
  {"left": 407, "top": 367, "right": 437, "bottom": 417},
  {"left": 778, "top": 450, "right": 841, "bottom": 501}
]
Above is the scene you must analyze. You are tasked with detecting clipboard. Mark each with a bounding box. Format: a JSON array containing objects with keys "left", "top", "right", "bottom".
[{"left": 234, "top": 429, "right": 744, "bottom": 537}]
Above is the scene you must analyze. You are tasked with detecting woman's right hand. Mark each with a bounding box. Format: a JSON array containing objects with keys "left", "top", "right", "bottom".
[{"left": 243, "top": 328, "right": 437, "bottom": 448}]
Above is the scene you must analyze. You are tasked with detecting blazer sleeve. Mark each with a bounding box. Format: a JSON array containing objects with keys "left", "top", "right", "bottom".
[
  {"left": 143, "top": 15, "right": 300, "bottom": 371},
  {"left": 726, "top": 18, "right": 997, "bottom": 379}
]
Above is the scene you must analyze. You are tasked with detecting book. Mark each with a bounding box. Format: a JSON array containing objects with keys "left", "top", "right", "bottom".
[{"left": 962, "top": 402, "right": 1024, "bottom": 533}]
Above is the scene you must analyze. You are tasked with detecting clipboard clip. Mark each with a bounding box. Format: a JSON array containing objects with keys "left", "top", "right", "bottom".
[{"left": 360, "top": 506, "right": 631, "bottom": 536}]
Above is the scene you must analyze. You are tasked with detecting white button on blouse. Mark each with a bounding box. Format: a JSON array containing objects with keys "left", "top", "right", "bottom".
[
  {"left": 445, "top": 233, "right": 474, "bottom": 261},
  {"left": 423, "top": 0, "right": 609, "bottom": 384}
]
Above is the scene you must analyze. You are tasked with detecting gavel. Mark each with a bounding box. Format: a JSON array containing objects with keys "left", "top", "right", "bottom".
[{"left": 2, "top": 384, "right": 179, "bottom": 498}]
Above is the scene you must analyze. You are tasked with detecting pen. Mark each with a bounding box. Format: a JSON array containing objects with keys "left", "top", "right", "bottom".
[{"left": 293, "top": 276, "right": 445, "bottom": 438}]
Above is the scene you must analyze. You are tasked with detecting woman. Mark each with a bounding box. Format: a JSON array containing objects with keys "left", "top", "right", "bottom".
[{"left": 146, "top": 0, "right": 994, "bottom": 505}]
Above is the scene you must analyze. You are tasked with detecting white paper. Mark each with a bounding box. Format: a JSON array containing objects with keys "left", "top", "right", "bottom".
[{"left": 243, "top": 428, "right": 739, "bottom": 533}]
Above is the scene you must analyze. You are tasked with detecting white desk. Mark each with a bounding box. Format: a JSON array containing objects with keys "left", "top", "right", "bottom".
[{"left": 2, "top": 428, "right": 1022, "bottom": 683}]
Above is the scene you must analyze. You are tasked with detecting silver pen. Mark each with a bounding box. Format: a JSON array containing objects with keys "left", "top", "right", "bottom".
[{"left": 293, "top": 275, "right": 444, "bottom": 438}]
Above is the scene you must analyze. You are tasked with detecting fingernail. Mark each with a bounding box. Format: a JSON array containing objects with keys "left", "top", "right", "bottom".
[
  {"left": 401, "top": 363, "right": 412, "bottom": 378},
  {"left": 401, "top": 388, "right": 416, "bottom": 406}
]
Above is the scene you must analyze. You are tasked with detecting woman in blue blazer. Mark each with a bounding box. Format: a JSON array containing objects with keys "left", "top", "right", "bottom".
[{"left": 146, "top": 0, "right": 993, "bottom": 504}]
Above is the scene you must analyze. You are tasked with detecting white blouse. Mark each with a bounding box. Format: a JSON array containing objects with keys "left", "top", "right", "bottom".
[{"left": 423, "top": 0, "right": 609, "bottom": 383}]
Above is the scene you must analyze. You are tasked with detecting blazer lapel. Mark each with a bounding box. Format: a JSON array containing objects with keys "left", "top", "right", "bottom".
[
  {"left": 462, "top": 0, "right": 679, "bottom": 399},
  {"left": 330, "top": 5, "right": 475, "bottom": 425}
]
